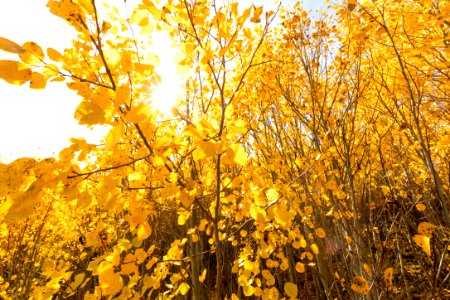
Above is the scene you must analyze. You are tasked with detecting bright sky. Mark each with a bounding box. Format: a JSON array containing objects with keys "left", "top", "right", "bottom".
[{"left": 0, "top": 0, "right": 325, "bottom": 163}]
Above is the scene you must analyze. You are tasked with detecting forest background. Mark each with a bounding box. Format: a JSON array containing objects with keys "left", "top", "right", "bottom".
[{"left": 0, "top": 0, "right": 449, "bottom": 299}]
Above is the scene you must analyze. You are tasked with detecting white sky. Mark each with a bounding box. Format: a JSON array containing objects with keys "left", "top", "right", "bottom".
[{"left": 0, "top": 0, "right": 325, "bottom": 163}]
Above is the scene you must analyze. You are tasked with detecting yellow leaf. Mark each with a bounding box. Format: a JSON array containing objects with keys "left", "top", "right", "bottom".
[
  {"left": 121, "top": 259, "right": 138, "bottom": 275},
  {"left": 126, "top": 208, "right": 147, "bottom": 229},
  {"left": 29, "top": 72, "right": 47, "bottom": 89},
  {"left": 292, "top": 240, "right": 301, "bottom": 249},
  {"left": 254, "top": 287, "right": 263, "bottom": 296},
  {"left": 383, "top": 267, "right": 393, "bottom": 286},
  {"left": 413, "top": 234, "right": 431, "bottom": 256},
  {"left": 363, "top": 263, "right": 373, "bottom": 277},
  {"left": 198, "top": 219, "right": 208, "bottom": 231},
  {"left": 0, "top": 36, "right": 24, "bottom": 54},
  {"left": 380, "top": 185, "right": 390, "bottom": 196},
  {"left": 117, "top": 239, "right": 132, "bottom": 252},
  {"left": 104, "top": 124, "right": 125, "bottom": 150},
  {"left": 250, "top": 204, "right": 266, "bottom": 220},
  {"left": 99, "top": 269, "right": 123, "bottom": 297},
  {"left": 310, "top": 243, "right": 319, "bottom": 255},
  {"left": 325, "top": 179, "right": 337, "bottom": 190},
  {"left": 193, "top": 147, "right": 207, "bottom": 161},
  {"left": 231, "top": 2, "right": 239, "bottom": 17},
  {"left": 284, "top": 282, "right": 298, "bottom": 299},
  {"left": 250, "top": 5, "right": 263, "bottom": 23},
  {"left": 316, "top": 228, "right": 326, "bottom": 238},
  {"left": 300, "top": 238, "right": 307, "bottom": 248},
  {"left": 97, "top": 260, "right": 113, "bottom": 275},
  {"left": 170, "top": 273, "right": 182, "bottom": 284},
  {"left": 104, "top": 47, "right": 121, "bottom": 66},
  {"left": 135, "top": 248, "right": 147, "bottom": 265},
  {"left": 304, "top": 205, "right": 313, "bottom": 215},
  {"left": 347, "top": 0, "right": 357, "bottom": 11},
  {"left": 0, "top": 198, "right": 13, "bottom": 220},
  {"left": 274, "top": 204, "right": 295, "bottom": 227},
  {"left": 74, "top": 101, "right": 106, "bottom": 125},
  {"left": 233, "top": 145, "right": 248, "bottom": 166},
  {"left": 198, "top": 140, "right": 219, "bottom": 158},
  {"left": 417, "top": 222, "right": 434, "bottom": 237},
  {"left": 224, "top": 144, "right": 247, "bottom": 166},
  {"left": 239, "top": 6, "right": 252, "bottom": 24},
  {"left": 77, "top": 191, "right": 92, "bottom": 209},
  {"left": 20, "top": 41, "right": 45, "bottom": 65},
  {"left": 415, "top": 203, "right": 426, "bottom": 211},
  {"left": 261, "top": 269, "right": 275, "bottom": 286},
  {"left": 265, "top": 287, "right": 279, "bottom": 299},
  {"left": 43, "top": 63, "right": 60, "bottom": 77},
  {"left": 266, "top": 188, "right": 279, "bottom": 202},
  {"left": 5, "top": 178, "right": 46, "bottom": 221},
  {"left": 243, "top": 285, "right": 254, "bottom": 296},
  {"left": 178, "top": 282, "right": 190, "bottom": 295},
  {"left": 0, "top": 60, "right": 32, "bottom": 85},
  {"left": 184, "top": 43, "right": 196, "bottom": 56},
  {"left": 115, "top": 84, "right": 130, "bottom": 107},
  {"left": 125, "top": 102, "right": 151, "bottom": 123},
  {"left": 199, "top": 269, "right": 207, "bottom": 283},
  {"left": 145, "top": 257, "right": 158, "bottom": 270},
  {"left": 295, "top": 262, "right": 305, "bottom": 273},
  {"left": 351, "top": 276, "right": 369, "bottom": 295},
  {"left": 180, "top": 190, "right": 194, "bottom": 209},
  {"left": 177, "top": 209, "right": 190, "bottom": 225},
  {"left": 70, "top": 273, "right": 85, "bottom": 290},
  {"left": 137, "top": 222, "right": 152, "bottom": 241},
  {"left": 244, "top": 260, "right": 253, "bottom": 271},
  {"left": 105, "top": 249, "right": 121, "bottom": 267},
  {"left": 47, "top": 47, "right": 63, "bottom": 61}
]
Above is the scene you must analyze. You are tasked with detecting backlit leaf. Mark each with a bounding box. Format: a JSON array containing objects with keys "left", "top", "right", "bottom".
[
  {"left": 351, "top": 276, "right": 369, "bottom": 295},
  {"left": 178, "top": 282, "right": 190, "bottom": 295},
  {"left": 20, "top": 41, "right": 45, "bottom": 65},
  {"left": 413, "top": 234, "right": 431, "bottom": 256},
  {"left": 46, "top": 47, "right": 63, "bottom": 61},
  {"left": 70, "top": 273, "right": 85, "bottom": 290},
  {"left": 199, "top": 269, "right": 207, "bottom": 283},
  {"left": 5, "top": 178, "right": 46, "bottom": 221},
  {"left": 29, "top": 72, "right": 47, "bottom": 89},
  {"left": 295, "top": 262, "right": 305, "bottom": 273},
  {"left": 137, "top": 222, "right": 152, "bottom": 241},
  {"left": 125, "top": 102, "right": 151, "bottom": 123},
  {"left": 99, "top": 269, "right": 123, "bottom": 296},
  {"left": 224, "top": 144, "right": 247, "bottom": 166},
  {"left": 105, "top": 124, "right": 125, "bottom": 150},
  {"left": 415, "top": 203, "right": 426, "bottom": 211},
  {"left": 284, "top": 282, "right": 298, "bottom": 299},
  {"left": 310, "top": 243, "right": 319, "bottom": 255},
  {"left": 0, "top": 36, "right": 24, "bottom": 54},
  {"left": 363, "top": 263, "right": 373, "bottom": 277},
  {"left": 74, "top": 101, "right": 106, "bottom": 125},
  {"left": 383, "top": 267, "right": 394, "bottom": 286},
  {"left": 417, "top": 222, "right": 434, "bottom": 237},
  {"left": 316, "top": 228, "right": 326, "bottom": 238},
  {"left": 243, "top": 285, "right": 254, "bottom": 296},
  {"left": 0, "top": 60, "right": 32, "bottom": 85}
]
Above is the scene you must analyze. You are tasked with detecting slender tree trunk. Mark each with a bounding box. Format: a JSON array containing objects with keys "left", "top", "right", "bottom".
[
  {"left": 214, "top": 154, "right": 223, "bottom": 300},
  {"left": 190, "top": 207, "right": 206, "bottom": 300}
]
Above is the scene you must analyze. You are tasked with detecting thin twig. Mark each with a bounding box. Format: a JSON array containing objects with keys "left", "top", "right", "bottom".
[{"left": 68, "top": 154, "right": 152, "bottom": 178}]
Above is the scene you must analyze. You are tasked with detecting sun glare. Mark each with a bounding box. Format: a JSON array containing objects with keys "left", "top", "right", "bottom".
[{"left": 147, "top": 31, "right": 185, "bottom": 114}]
